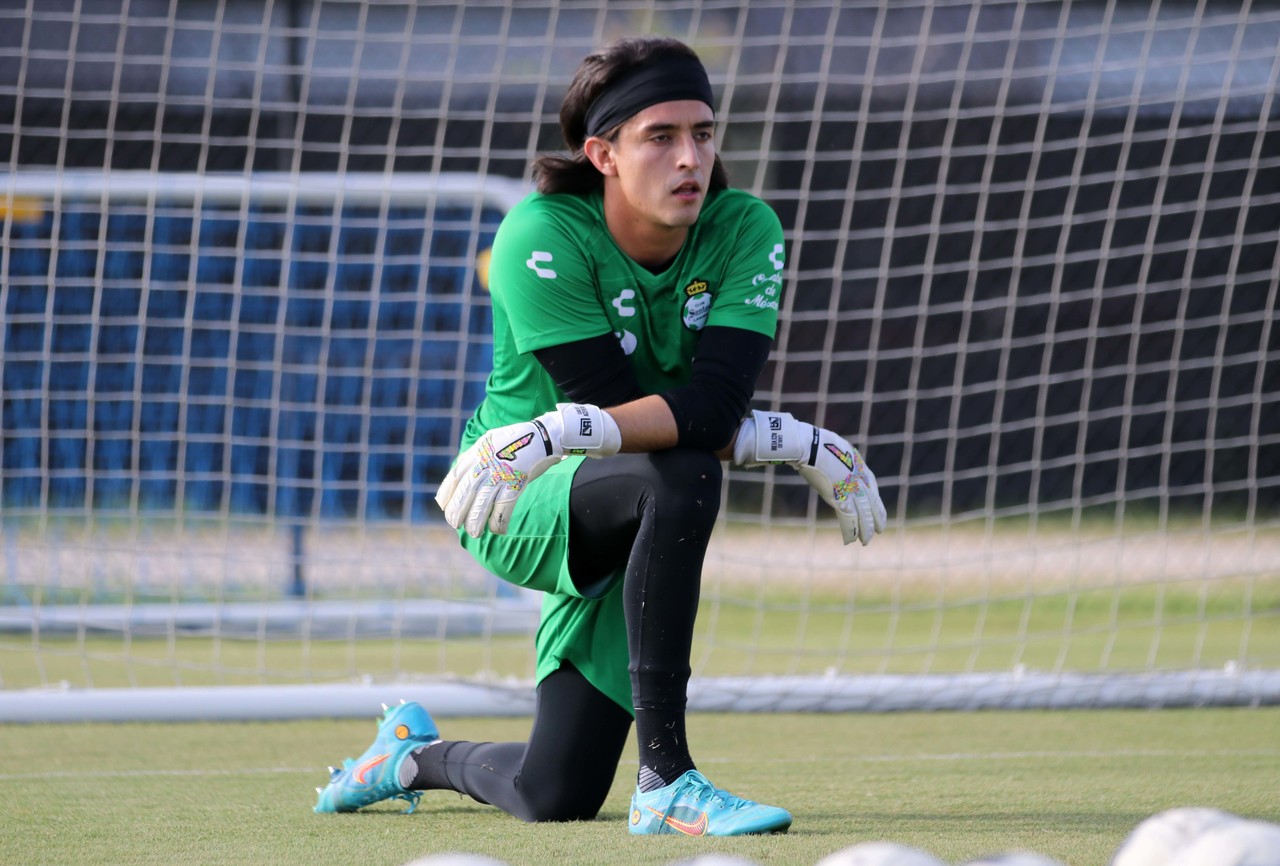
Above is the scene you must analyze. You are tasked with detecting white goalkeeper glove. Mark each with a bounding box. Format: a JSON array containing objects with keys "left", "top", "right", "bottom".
[
  {"left": 436, "top": 403, "right": 621, "bottom": 538},
  {"left": 733, "top": 409, "right": 887, "bottom": 546}
]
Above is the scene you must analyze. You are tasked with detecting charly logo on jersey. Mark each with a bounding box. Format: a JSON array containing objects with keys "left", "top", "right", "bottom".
[
  {"left": 614, "top": 329, "right": 638, "bottom": 355},
  {"left": 526, "top": 250, "right": 556, "bottom": 279},
  {"left": 608, "top": 287, "right": 639, "bottom": 355},
  {"left": 611, "top": 288, "right": 637, "bottom": 317},
  {"left": 681, "top": 279, "right": 713, "bottom": 331}
]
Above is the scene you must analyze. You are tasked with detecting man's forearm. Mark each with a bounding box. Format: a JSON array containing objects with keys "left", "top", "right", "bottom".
[
  {"left": 605, "top": 394, "right": 740, "bottom": 459},
  {"left": 605, "top": 394, "right": 679, "bottom": 453}
]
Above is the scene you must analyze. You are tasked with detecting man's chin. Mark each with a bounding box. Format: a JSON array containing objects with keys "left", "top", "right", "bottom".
[{"left": 665, "top": 202, "right": 704, "bottom": 227}]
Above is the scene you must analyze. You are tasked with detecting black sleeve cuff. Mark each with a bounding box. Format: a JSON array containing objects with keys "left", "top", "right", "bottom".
[{"left": 662, "top": 326, "right": 773, "bottom": 450}]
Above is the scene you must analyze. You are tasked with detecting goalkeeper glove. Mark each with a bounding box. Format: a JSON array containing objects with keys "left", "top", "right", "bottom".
[
  {"left": 436, "top": 403, "right": 622, "bottom": 538},
  {"left": 733, "top": 409, "right": 887, "bottom": 546}
]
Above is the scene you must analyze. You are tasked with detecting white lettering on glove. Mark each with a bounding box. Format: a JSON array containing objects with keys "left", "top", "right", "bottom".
[{"left": 732, "top": 409, "right": 809, "bottom": 467}]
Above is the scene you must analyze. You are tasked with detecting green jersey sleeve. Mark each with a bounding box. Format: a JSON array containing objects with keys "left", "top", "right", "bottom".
[
  {"left": 486, "top": 195, "right": 612, "bottom": 355},
  {"left": 703, "top": 195, "right": 785, "bottom": 338}
]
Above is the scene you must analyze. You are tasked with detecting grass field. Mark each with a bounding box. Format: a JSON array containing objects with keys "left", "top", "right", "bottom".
[
  {"left": 3, "top": 521, "right": 1276, "bottom": 864},
  {"left": 3, "top": 707, "right": 1278, "bottom": 866}
]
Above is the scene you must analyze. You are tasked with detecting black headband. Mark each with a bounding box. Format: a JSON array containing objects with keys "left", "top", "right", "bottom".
[{"left": 583, "top": 54, "right": 714, "bottom": 139}]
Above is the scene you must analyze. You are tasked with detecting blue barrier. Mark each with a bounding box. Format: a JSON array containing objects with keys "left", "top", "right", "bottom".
[{"left": 2, "top": 199, "right": 500, "bottom": 521}]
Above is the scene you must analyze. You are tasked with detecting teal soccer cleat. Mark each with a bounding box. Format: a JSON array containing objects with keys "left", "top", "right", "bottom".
[
  {"left": 628, "top": 769, "right": 792, "bottom": 836},
  {"left": 314, "top": 700, "right": 439, "bottom": 814}
]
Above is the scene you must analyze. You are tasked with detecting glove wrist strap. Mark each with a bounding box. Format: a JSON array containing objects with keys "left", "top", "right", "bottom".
[
  {"left": 734, "top": 409, "right": 810, "bottom": 466},
  {"left": 555, "top": 403, "right": 622, "bottom": 457}
]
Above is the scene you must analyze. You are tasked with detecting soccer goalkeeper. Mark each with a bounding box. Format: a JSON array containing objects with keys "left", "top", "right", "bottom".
[{"left": 315, "top": 35, "right": 887, "bottom": 836}]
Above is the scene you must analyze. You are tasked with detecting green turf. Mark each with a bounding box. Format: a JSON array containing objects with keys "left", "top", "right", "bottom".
[{"left": 2, "top": 708, "right": 1277, "bottom": 866}]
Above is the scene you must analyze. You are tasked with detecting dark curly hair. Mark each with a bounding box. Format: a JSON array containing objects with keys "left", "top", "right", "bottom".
[{"left": 532, "top": 36, "right": 730, "bottom": 195}]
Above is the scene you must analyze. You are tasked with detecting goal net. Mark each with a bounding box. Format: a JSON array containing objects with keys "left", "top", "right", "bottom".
[{"left": 1, "top": 0, "right": 1277, "bottom": 721}]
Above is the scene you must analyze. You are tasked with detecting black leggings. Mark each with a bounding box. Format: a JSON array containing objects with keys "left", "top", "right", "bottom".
[
  {"left": 410, "top": 449, "right": 721, "bottom": 821},
  {"left": 415, "top": 663, "right": 632, "bottom": 821},
  {"left": 569, "top": 448, "right": 721, "bottom": 717}
]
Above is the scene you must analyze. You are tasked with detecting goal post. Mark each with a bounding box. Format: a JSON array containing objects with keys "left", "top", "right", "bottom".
[{"left": 1, "top": 0, "right": 1278, "bottom": 722}]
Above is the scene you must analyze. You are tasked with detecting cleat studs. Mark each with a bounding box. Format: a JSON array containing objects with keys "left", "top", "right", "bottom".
[
  {"left": 316, "top": 787, "right": 323, "bottom": 794},
  {"left": 381, "top": 702, "right": 389, "bottom": 711}
]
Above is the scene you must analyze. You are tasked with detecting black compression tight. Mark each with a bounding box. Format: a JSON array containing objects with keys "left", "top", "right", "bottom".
[
  {"left": 408, "top": 449, "right": 722, "bottom": 821},
  {"left": 406, "top": 663, "right": 632, "bottom": 822},
  {"left": 569, "top": 448, "right": 721, "bottom": 728}
]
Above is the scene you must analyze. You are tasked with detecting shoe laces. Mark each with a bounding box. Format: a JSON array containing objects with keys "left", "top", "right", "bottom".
[{"left": 678, "top": 773, "right": 754, "bottom": 813}]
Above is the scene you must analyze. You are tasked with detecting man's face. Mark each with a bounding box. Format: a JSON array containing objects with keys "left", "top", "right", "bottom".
[{"left": 604, "top": 99, "right": 716, "bottom": 232}]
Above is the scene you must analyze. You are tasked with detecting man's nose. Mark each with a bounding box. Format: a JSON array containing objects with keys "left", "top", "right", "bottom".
[{"left": 675, "top": 133, "right": 699, "bottom": 168}]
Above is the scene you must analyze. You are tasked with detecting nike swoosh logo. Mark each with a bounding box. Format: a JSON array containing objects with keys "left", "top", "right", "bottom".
[
  {"left": 353, "top": 753, "right": 389, "bottom": 784},
  {"left": 645, "top": 806, "right": 709, "bottom": 836}
]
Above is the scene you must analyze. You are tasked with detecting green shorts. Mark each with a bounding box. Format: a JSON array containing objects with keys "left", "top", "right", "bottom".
[{"left": 458, "top": 456, "right": 632, "bottom": 715}]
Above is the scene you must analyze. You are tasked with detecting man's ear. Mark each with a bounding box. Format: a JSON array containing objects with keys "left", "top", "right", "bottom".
[{"left": 583, "top": 137, "right": 617, "bottom": 177}]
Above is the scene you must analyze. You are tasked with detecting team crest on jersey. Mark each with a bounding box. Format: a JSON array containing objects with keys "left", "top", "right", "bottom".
[{"left": 681, "top": 279, "right": 713, "bottom": 331}]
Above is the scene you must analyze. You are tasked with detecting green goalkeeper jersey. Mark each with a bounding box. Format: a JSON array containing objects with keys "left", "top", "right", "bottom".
[
  {"left": 453, "top": 185, "right": 784, "bottom": 713},
  {"left": 462, "top": 185, "right": 784, "bottom": 449}
]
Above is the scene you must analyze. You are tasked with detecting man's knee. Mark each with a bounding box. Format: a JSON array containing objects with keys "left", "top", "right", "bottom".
[
  {"left": 519, "top": 785, "right": 606, "bottom": 823},
  {"left": 647, "top": 448, "right": 723, "bottom": 517}
]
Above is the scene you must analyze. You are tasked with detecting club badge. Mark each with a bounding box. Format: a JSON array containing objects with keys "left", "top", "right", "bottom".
[{"left": 681, "top": 279, "right": 713, "bottom": 331}]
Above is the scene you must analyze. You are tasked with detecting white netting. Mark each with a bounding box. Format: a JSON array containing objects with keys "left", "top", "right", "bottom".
[{"left": 0, "top": 0, "right": 1277, "bottom": 719}]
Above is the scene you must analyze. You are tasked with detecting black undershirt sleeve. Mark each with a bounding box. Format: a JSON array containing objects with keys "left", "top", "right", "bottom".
[
  {"left": 533, "top": 332, "right": 647, "bottom": 408},
  {"left": 532, "top": 325, "right": 773, "bottom": 452},
  {"left": 660, "top": 326, "right": 773, "bottom": 450}
]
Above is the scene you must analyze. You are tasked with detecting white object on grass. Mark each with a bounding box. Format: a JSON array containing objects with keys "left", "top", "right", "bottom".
[
  {"left": 1111, "top": 807, "right": 1241, "bottom": 866},
  {"left": 962, "top": 854, "right": 1069, "bottom": 866},
  {"left": 815, "top": 842, "right": 947, "bottom": 866},
  {"left": 1168, "top": 820, "right": 1280, "bottom": 866}
]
